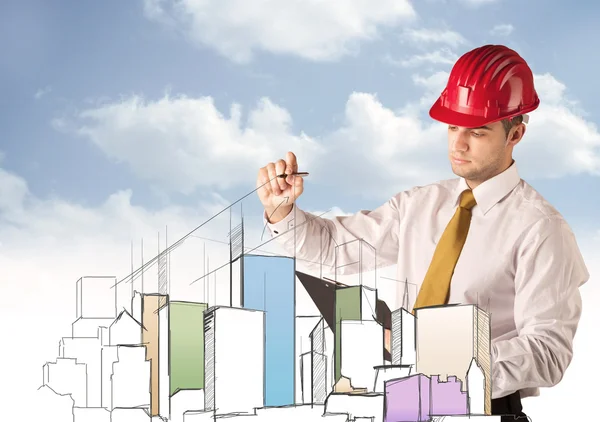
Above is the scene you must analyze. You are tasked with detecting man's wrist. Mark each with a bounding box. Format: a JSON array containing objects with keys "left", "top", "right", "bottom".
[{"left": 265, "top": 204, "right": 293, "bottom": 224}]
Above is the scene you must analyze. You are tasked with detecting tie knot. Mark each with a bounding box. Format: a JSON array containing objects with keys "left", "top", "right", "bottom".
[{"left": 459, "top": 189, "right": 476, "bottom": 210}]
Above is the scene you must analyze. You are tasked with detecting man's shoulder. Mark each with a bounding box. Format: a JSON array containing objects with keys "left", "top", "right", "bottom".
[
  {"left": 512, "top": 180, "right": 589, "bottom": 282},
  {"left": 512, "top": 179, "right": 563, "bottom": 221},
  {"left": 510, "top": 179, "right": 579, "bottom": 243}
]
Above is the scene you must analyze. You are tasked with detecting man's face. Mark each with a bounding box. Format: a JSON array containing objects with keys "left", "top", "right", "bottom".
[{"left": 447, "top": 120, "right": 524, "bottom": 187}]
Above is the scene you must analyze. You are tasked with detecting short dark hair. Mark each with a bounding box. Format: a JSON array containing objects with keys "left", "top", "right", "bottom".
[{"left": 501, "top": 115, "right": 524, "bottom": 136}]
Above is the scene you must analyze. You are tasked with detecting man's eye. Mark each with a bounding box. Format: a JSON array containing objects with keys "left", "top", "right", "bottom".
[
  {"left": 472, "top": 132, "right": 483, "bottom": 137},
  {"left": 449, "top": 126, "right": 458, "bottom": 131}
]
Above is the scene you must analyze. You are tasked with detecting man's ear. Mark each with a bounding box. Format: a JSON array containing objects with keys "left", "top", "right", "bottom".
[{"left": 507, "top": 123, "right": 526, "bottom": 147}]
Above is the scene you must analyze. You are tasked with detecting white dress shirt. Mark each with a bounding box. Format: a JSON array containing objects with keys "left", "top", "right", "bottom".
[{"left": 264, "top": 161, "right": 589, "bottom": 400}]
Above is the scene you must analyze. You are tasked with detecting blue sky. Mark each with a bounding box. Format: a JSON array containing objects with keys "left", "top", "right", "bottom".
[
  {"left": 2, "top": 0, "right": 600, "bottom": 226},
  {"left": 1, "top": 1, "right": 599, "bottom": 420}
]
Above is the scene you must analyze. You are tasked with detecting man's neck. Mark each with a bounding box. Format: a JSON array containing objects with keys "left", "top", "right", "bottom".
[{"left": 465, "top": 158, "right": 514, "bottom": 190}]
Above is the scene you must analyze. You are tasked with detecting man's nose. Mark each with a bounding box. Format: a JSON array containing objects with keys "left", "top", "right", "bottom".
[{"left": 452, "top": 131, "right": 469, "bottom": 151}]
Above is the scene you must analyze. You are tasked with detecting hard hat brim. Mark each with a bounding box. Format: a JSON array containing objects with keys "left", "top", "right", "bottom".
[
  {"left": 429, "top": 98, "right": 502, "bottom": 128},
  {"left": 429, "top": 97, "right": 539, "bottom": 128}
]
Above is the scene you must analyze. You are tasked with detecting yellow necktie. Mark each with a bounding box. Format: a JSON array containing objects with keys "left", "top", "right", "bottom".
[{"left": 413, "top": 189, "right": 477, "bottom": 312}]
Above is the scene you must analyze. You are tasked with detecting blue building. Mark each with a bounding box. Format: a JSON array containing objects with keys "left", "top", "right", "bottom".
[{"left": 242, "top": 254, "right": 295, "bottom": 407}]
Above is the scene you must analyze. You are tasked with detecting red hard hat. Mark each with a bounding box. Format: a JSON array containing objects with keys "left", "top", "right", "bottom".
[{"left": 429, "top": 44, "right": 540, "bottom": 127}]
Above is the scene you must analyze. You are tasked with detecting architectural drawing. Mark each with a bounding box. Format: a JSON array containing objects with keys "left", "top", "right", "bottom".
[
  {"left": 391, "top": 307, "right": 416, "bottom": 366},
  {"left": 309, "top": 317, "right": 335, "bottom": 404},
  {"left": 38, "top": 272, "right": 500, "bottom": 421},
  {"left": 159, "top": 301, "right": 170, "bottom": 418},
  {"left": 333, "top": 238, "right": 377, "bottom": 287},
  {"left": 385, "top": 374, "right": 431, "bottom": 422},
  {"left": 415, "top": 304, "right": 492, "bottom": 415},
  {"left": 169, "top": 301, "right": 207, "bottom": 395},
  {"left": 59, "top": 325, "right": 105, "bottom": 408},
  {"left": 325, "top": 392, "right": 385, "bottom": 422},
  {"left": 36, "top": 189, "right": 508, "bottom": 422},
  {"left": 242, "top": 254, "right": 295, "bottom": 407},
  {"left": 339, "top": 320, "right": 383, "bottom": 392},
  {"left": 296, "top": 315, "right": 322, "bottom": 404},
  {"left": 76, "top": 276, "right": 118, "bottom": 320},
  {"left": 43, "top": 358, "right": 87, "bottom": 407},
  {"left": 141, "top": 293, "right": 166, "bottom": 416},
  {"left": 110, "top": 346, "right": 151, "bottom": 409},
  {"left": 372, "top": 365, "right": 412, "bottom": 393},
  {"left": 204, "top": 306, "right": 265, "bottom": 416}
]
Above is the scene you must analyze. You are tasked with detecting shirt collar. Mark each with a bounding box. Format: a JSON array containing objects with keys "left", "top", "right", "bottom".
[{"left": 453, "top": 161, "right": 521, "bottom": 215}]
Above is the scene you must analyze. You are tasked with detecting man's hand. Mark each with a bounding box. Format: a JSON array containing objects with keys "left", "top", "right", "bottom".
[{"left": 256, "top": 151, "right": 304, "bottom": 224}]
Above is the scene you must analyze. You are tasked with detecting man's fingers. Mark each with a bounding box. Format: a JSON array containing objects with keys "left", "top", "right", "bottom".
[
  {"left": 294, "top": 173, "right": 303, "bottom": 189},
  {"left": 286, "top": 151, "right": 297, "bottom": 174},
  {"left": 275, "top": 159, "right": 287, "bottom": 191},
  {"left": 285, "top": 151, "right": 298, "bottom": 187},
  {"left": 266, "top": 163, "right": 280, "bottom": 196},
  {"left": 258, "top": 154, "right": 302, "bottom": 207},
  {"left": 257, "top": 167, "right": 271, "bottom": 193}
]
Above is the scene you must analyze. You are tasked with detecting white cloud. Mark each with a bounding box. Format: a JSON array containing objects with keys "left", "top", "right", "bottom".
[
  {"left": 55, "top": 94, "right": 324, "bottom": 195},
  {"left": 34, "top": 85, "right": 52, "bottom": 100},
  {"left": 56, "top": 71, "right": 600, "bottom": 200},
  {"left": 413, "top": 71, "right": 448, "bottom": 88},
  {"left": 400, "top": 28, "right": 468, "bottom": 48},
  {"left": 386, "top": 27, "right": 466, "bottom": 70},
  {"left": 514, "top": 73, "right": 600, "bottom": 178},
  {"left": 490, "top": 23, "right": 514, "bottom": 36},
  {"left": 0, "top": 167, "right": 28, "bottom": 214},
  {"left": 319, "top": 92, "right": 450, "bottom": 195},
  {"left": 142, "top": 0, "right": 417, "bottom": 63},
  {"left": 459, "top": 0, "right": 499, "bottom": 6},
  {"left": 384, "top": 47, "right": 458, "bottom": 68}
]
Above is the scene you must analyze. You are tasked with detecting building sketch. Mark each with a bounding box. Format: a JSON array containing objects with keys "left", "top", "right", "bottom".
[
  {"left": 141, "top": 293, "right": 166, "bottom": 416},
  {"left": 242, "top": 254, "right": 295, "bottom": 407},
  {"left": 296, "top": 315, "right": 323, "bottom": 404},
  {"left": 414, "top": 304, "right": 492, "bottom": 415},
  {"left": 169, "top": 301, "right": 207, "bottom": 395},
  {"left": 391, "top": 307, "right": 416, "bottom": 366},
  {"left": 204, "top": 306, "right": 265, "bottom": 416},
  {"left": 309, "top": 316, "right": 335, "bottom": 404},
  {"left": 35, "top": 196, "right": 510, "bottom": 421}
]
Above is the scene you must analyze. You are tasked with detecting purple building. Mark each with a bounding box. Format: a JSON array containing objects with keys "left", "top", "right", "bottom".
[
  {"left": 384, "top": 374, "right": 431, "bottom": 422},
  {"left": 384, "top": 374, "right": 469, "bottom": 421},
  {"left": 430, "top": 375, "right": 468, "bottom": 416}
]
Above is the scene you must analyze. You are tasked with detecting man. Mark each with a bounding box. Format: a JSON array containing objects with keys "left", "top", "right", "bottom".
[{"left": 256, "top": 45, "right": 589, "bottom": 420}]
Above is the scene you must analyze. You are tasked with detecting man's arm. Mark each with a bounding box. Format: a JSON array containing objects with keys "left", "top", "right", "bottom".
[
  {"left": 264, "top": 196, "right": 403, "bottom": 276},
  {"left": 491, "top": 216, "right": 590, "bottom": 398}
]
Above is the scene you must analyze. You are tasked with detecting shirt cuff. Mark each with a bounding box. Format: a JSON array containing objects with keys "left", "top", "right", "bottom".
[{"left": 263, "top": 203, "right": 305, "bottom": 237}]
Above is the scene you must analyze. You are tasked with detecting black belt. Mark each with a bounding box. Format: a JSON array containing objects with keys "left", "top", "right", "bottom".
[{"left": 491, "top": 390, "right": 529, "bottom": 421}]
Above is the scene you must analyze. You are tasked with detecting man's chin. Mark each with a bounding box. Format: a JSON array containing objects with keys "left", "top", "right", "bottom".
[
  {"left": 450, "top": 165, "right": 475, "bottom": 180},
  {"left": 450, "top": 164, "right": 465, "bottom": 175}
]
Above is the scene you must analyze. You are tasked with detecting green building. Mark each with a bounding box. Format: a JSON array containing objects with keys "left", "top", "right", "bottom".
[{"left": 169, "top": 301, "right": 208, "bottom": 395}]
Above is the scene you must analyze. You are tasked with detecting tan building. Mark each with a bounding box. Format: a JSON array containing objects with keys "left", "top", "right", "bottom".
[{"left": 415, "top": 304, "right": 492, "bottom": 415}]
